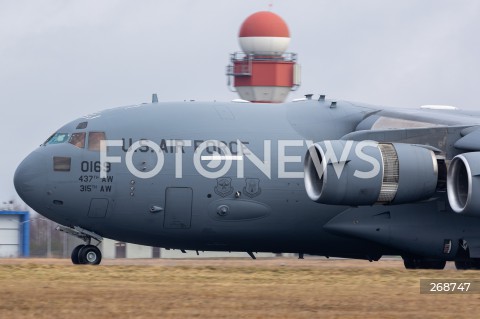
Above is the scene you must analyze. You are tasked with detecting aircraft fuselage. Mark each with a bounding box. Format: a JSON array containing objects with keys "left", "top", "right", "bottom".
[{"left": 15, "top": 99, "right": 480, "bottom": 265}]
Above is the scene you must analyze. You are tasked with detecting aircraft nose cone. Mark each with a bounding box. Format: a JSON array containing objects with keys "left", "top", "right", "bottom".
[{"left": 14, "top": 150, "right": 47, "bottom": 209}]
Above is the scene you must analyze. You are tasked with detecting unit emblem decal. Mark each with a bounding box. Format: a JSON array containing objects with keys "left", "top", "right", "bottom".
[
  {"left": 243, "top": 178, "right": 261, "bottom": 198},
  {"left": 214, "top": 177, "right": 234, "bottom": 197}
]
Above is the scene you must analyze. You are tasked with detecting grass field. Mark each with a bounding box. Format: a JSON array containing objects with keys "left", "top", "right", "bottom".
[{"left": 0, "top": 258, "right": 479, "bottom": 318}]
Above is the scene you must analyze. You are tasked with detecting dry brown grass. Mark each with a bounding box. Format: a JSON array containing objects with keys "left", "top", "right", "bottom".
[{"left": 0, "top": 258, "right": 479, "bottom": 318}]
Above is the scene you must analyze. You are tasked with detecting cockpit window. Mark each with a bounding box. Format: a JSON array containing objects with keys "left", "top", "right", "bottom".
[
  {"left": 44, "top": 133, "right": 70, "bottom": 145},
  {"left": 69, "top": 132, "right": 86, "bottom": 148},
  {"left": 88, "top": 132, "right": 106, "bottom": 151},
  {"left": 76, "top": 121, "right": 88, "bottom": 129}
]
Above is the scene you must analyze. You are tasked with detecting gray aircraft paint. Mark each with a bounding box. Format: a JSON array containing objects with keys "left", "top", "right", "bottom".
[{"left": 14, "top": 98, "right": 480, "bottom": 264}]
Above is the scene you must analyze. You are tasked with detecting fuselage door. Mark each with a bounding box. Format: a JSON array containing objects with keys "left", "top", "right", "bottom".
[
  {"left": 88, "top": 198, "right": 109, "bottom": 218},
  {"left": 164, "top": 187, "right": 193, "bottom": 229}
]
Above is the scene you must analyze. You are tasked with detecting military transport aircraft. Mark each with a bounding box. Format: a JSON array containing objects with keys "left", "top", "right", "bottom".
[{"left": 14, "top": 95, "right": 480, "bottom": 269}]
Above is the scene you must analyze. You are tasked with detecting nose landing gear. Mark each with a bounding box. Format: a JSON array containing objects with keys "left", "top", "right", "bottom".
[{"left": 57, "top": 225, "right": 103, "bottom": 265}]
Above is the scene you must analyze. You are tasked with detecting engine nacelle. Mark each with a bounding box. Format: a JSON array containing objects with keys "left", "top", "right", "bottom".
[
  {"left": 447, "top": 152, "right": 480, "bottom": 215},
  {"left": 304, "top": 140, "right": 441, "bottom": 206}
]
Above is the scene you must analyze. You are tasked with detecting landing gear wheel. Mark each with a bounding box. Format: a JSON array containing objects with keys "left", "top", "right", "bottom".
[
  {"left": 455, "top": 260, "right": 468, "bottom": 270},
  {"left": 425, "top": 260, "right": 446, "bottom": 270},
  {"left": 402, "top": 256, "right": 446, "bottom": 270},
  {"left": 455, "top": 259, "right": 480, "bottom": 270},
  {"left": 78, "top": 245, "right": 102, "bottom": 265},
  {"left": 71, "top": 245, "right": 85, "bottom": 265},
  {"left": 403, "top": 257, "right": 416, "bottom": 269}
]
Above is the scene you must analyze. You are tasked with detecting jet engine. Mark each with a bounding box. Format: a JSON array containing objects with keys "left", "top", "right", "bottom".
[
  {"left": 304, "top": 140, "right": 443, "bottom": 206},
  {"left": 447, "top": 152, "right": 480, "bottom": 215}
]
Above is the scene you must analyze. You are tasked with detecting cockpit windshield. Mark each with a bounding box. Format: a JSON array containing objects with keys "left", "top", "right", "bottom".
[
  {"left": 43, "top": 133, "right": 70, "bottom": 145},
  {"left": 69, "top": 132, "right": 86, "bottom": 148},
  {"left": 42, "top": 131, "right": 105, "bottom": 150}
]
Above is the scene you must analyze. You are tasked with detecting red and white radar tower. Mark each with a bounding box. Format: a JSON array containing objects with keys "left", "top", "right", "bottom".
[{"left": 227, "top": 11, "right": 301, "bottom": 103}]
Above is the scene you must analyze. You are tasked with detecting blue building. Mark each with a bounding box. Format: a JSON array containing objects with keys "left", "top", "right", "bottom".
[{"left": 0, "top": 210, "right": 30, "bottom": 257}]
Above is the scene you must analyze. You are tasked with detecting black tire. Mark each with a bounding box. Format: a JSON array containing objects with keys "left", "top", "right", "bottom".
[
  {"left": 402, "top": 256, "right": 446, "bottom": 270},
  {"left": 471, "top": 259, "right": 480, "bottom": 270},
  {"left": 78, "top": 245, "right": 102, "bottom": 265},
  {"left": 71, "top": 245, "right": 85, "bottom": 265},
  {"left": 424, "top": 260, "right": 446, "bottom": 270},
  {"left": 455, "top": 259, "right": 480, "bottom": 270},
  {"left": 403, "top": 257, "right": 417, "bottom": 269},
  {"left": 455, "top": 260, "right": 468, "bottom": 270}
]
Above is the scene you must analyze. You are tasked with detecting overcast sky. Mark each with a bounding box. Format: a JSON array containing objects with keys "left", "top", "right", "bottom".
[{"left": 1, "top": 0, "right": 479, "bottom": 203}]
